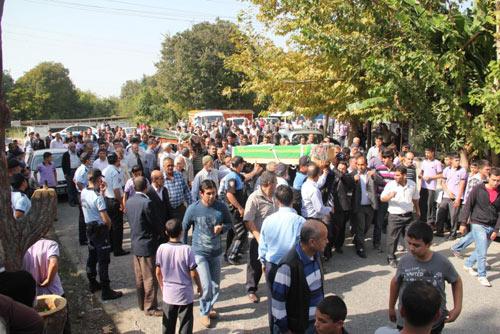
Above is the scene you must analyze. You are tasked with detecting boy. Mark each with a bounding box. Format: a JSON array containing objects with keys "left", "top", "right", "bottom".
[
  {"left": 388, "top": 223, "right": 462, "bottom": 334},
  {"left": 156, "top": 219, "right": 202, "bottom": 334},
  {"left": 35, "top": 151, "right": 57, "bottom": 188},
  {"left": 315, "top": 295, "right": 349, "bottom": 334}
]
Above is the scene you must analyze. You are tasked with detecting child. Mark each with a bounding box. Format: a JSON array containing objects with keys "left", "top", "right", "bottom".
[
  {"left": 156, "top": 219, "right": 202, "bottom": 334},
  {"left": 35, "top": 152, "right": 57, "bottom": 188},
  {"left": 315, "top": 295, "right": 349, "bottom": 334}
]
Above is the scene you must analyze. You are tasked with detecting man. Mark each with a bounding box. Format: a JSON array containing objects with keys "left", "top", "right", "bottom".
[
  {"left": 381, "top": 166, "right": 420, "bottom": 267},
  {"left": 163, "top": 157, "right": 192, "bottom": 221},
  {"left": 293, "top": 156, "right": 311, "bottom": 191},
  {"left": 376, "top": 281, "right": 441, "bottom": 334},
  {"left": 214, "top": 147, "right": 226, "bottom": 170},
  {"left": 436, "top": 154, "right": 467, "bottom": 239},
  {"left": 0, "top": 294, "right": 44, "bottom": 334},
  {"left": 182, "top": 180, "right": 232, "bottom": 328},
  {"left": 191, "top": 156, "right": 220, "bottom": 201},
  {"left": 374, "top": 149, "right": 397, "bottom": 250},
  {"left": 243, "top": 171, "right": 278, "bottom": 303},
  {"left": 126, "top": 176, "right": 162, "bottom": 316},
  {"left": 145, "top": 170, "right": 172, "bottom": 243},
  {"left": 62, "top": 142, "right": 81, "bottom": 206},
  {"left": 159, "top": 143, "right": 177, "bottom": 170},
  {"left": 350, "top": 156, "right": 379, "bottom": 258},
  {"left": 92, "top": 148, "right": 109, "bottom": 171},
  {"left": 301, "top": 163, "right": 333, "bottom": 219},
  {"left": 259, "top": 185, "right": 306, "bottom": 329},
  {"left": 144, "top": 138, "right": 158, "bottom": 179},
  {"left": 272, "top": 220, "right": 327, "bottom": 334},
  {"left": 10, "top": 173, "right": 31, "bottom": 219},
  {"left": 418, "top": 147, "right": 443, "bottom": 228},
  {"left": 103, "top": 153, "right": 129, "bottom": 256},
  {"left": 460, "top": 167, "right": 500, "bottom": 287},
  {"left": 402, "top": 151, "right": 417, "bottom": 183},
  {"left": 451, "top": 160, "right": 491, "bottom": 256},
  {"left": 366, "top": 136, "right": 384, "bottom": 167},
  {"left": 32, "top": 133, "right": 45, "bottom": 151},
  {"left": 49, "top": 133, "right": 65, "bottom": 149},
  {"left": 81, "top": 169, "right": 123, "bottom": 300},
  {"left": 125, "top": 142, "right": 146, "bottom": 172},
  {"left": 388, "top": 223, "right": 462, "bottom": 333},
  {"left": 74, "top": 153, "right": 92, "bottom": 245},
  {"left": 315, "top": 296, "right": 349, "bottom": 334}
]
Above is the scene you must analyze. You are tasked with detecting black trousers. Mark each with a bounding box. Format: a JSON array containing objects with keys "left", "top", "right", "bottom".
[
  {"left": 105, "top": 197, "right": 124, "bottom": 255},
  {"left": 86, "top": 223, "right": 111, "bottom": 284},
  {"left": 419, "top": 188, "right": 437, "bottom": 224},
  {"left": 386, "top": 213, "right": 414, "bottom": 260},
  {"left": 226, "top": 210, "right": 247, "bottom": 261},
  {"left": 66, "top": 168, "right": 78, "bottom": 205},
  {"left": 264, "top": 262, "right": 278, "bottom": 333},
  {"left": 246, "top": 238, "right": 263, "bottom": 293},
  {"left": 436, "top": 198, "right": 461, "bottom": 234},
  {"left": 352, "top": 206, "right": 374, "bottom": 251},
  {"left": 77, "top": 193, "right": 87, "bottom": 244},
  {"left": 332, "top": 210, "right": 349, "bottom": 250},
  {"left": 374, "top": 201, "right": 388, "bottom": 246},
  {"left": 162, "top": 302, "right": 193, "bottom": 334}
]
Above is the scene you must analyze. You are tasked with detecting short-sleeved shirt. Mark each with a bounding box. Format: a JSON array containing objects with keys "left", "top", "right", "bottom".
[
  {"left": 395, "top": 252, "right": 459, "bottom": 329},
  {"left": 155, "top": 242, "right": 197, "bottom": 305},
  {"left": 11, "top": 191, "right": 31, "bottom": 216},
  {"left": 243, "top": 188, "right": 277, "bottom": 232},
  {"left": 103, "top": 165, "right": 123, "bottom": 198},
  {"left": 381, "top": 180, "right": 419, "bottom": 214},
  {"left": 22, "top": 239, "right": 64, "bottom": 296},
  {"left": 442, "top": 167, "right": 467, "bottom": 199},
  {"left": 80, "top": 187, "right": 107, "bottom": 224},
  {"left": 421, "top": 159, "right": 443, "bottom": 190},
  {"left": 37, "top": 162, "right": 57, "bottom": 187},
  {"left": 73, "top": 164, "right": 89, "bottom": 192}
]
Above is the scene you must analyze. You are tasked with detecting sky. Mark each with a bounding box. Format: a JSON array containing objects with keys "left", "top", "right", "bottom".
[{"left": 3, "top": 0, "right": 262, "bottom": 98}]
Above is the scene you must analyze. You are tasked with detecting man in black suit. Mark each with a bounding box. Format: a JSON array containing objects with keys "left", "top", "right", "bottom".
[
  {"left": 125, "top": 176, "right": 162, "bottom": 317},
  {"left": 62, "top": 142, "right": 80, "bottom": 206},
  {"left": 145, "top": 169, "right": 173, "bottom": 244}
]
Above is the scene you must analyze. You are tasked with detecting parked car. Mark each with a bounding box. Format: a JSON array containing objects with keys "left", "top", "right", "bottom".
[
  {"left": 279, "top": 129, "right": 325, "bottom": 145},
  {"left": 58, "top": 125, "right": 97, "bottom": 138},
  {"left": 227, "top": 117, "right": 248, "bottom": 129},
  {"left": 26, "top": 148, "right": 68, "bottom": 195}
]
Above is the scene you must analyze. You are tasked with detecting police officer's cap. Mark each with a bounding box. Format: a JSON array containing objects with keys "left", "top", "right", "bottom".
[
  {"left": 107, "top": 152, "right": 118, "bottom": 165},
  {"left": 231, "top": 156, "right": 245, "bottom": 168}
]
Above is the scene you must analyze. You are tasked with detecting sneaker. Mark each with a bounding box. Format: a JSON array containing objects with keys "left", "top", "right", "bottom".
[
  {"left": 463, "top": 265, "right": 478, "bottom": 277},
  {"left": 478, "top": 277, "right": 491, "bottom": 287},
  {"left": 200, "top": 315, "right": 211, "bottom": 328}
]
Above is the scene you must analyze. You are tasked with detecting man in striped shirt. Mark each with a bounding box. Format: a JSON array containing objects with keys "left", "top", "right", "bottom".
[{"left": 271, "top": 219, "right": 327, "bottom": 334}]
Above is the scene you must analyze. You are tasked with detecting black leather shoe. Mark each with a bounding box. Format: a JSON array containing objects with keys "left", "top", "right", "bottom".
[{"left": 356, "top": 249, "right": 367, "bottom": 258}]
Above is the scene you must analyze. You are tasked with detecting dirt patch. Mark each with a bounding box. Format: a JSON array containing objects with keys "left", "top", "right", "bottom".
[{"left": 57, "top": 237, "right": 117, "bottom": 334}]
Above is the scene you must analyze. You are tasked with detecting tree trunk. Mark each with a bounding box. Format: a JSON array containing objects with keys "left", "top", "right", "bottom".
[{"left": 0, "top": 0, "right": 57, "bottom": 270}]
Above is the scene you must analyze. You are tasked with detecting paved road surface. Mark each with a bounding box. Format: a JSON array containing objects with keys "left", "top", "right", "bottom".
[{"left": 55, "top": 201, "right": 500, "bottom": 333}]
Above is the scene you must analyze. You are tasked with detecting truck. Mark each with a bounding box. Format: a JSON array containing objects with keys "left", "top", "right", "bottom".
[{"left": 188, "top": 109, "right": 254, "bottom": 127}]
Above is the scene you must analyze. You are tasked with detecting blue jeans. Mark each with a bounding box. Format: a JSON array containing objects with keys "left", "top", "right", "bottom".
[
  {"left": 464, "top": 224, "right": 494, "bottom": 277},
  {"left": 195, "top": 254, "right": 222, "bottom": 316},
  {"left": 451, "top": 232, "right": 474, "bottom": 253}
]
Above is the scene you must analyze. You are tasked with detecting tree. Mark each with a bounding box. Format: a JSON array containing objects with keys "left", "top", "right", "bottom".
[
  {"left": 77, "top": 90, "right": 117, "bottom": 118},
  {"left": 8, "top": 61, "right": 79, "bottom": 120},
  {"left": 236, "top": 0, "right": 498, "bottom": 153},
  {"left": 1, "top": 70, "right": 13, "bottom": 96},
  {"left": 156, "top": 20, "right": 255, "bottom": 116}
]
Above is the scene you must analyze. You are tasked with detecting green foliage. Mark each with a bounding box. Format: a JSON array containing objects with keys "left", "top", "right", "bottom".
[
  {"left": 1, "top": 70, "right": 14, "bottom": 98},
  {"left": 235, "top": 0, "right": 498, "bottom": 153},
  {"left": 6, "top": 62, "right": 116, "bottom": 120},
  {"left": 156, "top": 20, "right": 255, "bottom": 116}
]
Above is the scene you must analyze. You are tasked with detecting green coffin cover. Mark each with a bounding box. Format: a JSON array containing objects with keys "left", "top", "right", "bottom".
[{"left": 232, "top": 144, "right": 313, "bottom": 164}]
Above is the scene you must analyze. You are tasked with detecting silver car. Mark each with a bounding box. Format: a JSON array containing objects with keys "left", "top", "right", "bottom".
[{"left": 27, "top": 148, "right": 68, "bottom": 195}]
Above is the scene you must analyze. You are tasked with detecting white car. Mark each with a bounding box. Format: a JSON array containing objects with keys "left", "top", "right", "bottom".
[
  {"left": 58, "top": 125, "right": 97, "bottom": 138},
  {"left": 227, "top": 117, "right": 248, "bottom": 129},
  {"left": 26, "top": 148, "right": 68, "bottom": 195}
]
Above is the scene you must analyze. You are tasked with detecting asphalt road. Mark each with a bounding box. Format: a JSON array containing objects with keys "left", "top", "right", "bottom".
[{"left": 55, "top": 201, "right": 500, "bottom": 334}]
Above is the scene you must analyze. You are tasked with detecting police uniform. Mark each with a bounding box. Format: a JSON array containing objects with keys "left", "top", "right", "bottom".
[
  {"left": 73, "top": 163, "right": 89, "bottom": 244},
  {"left": 102, "top": 164, "right": 125, "bottom": 255},
  {"left": 223, "top": 169, "right": 247, "bottom": 262},
  {"left": 11, "top": 191, "right": 31, "bottom": 217},
  {"left": 81, "top": 186, "right": 112, "bottom": 286}
]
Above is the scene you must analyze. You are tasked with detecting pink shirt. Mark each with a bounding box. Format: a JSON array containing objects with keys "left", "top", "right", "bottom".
[
  {"left": 421, "top": 159, "right": 442, "bottom": 190},
  {"left": 22, "top": 239, "right": 64, "bottom": 296},
  {"left": 156, "top": 242, "right": 196, "bottom": 305}
]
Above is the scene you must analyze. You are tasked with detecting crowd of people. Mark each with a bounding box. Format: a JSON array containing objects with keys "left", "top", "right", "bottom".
[{"left": 1, "top": 116, "right": 499, "bottom": 334}]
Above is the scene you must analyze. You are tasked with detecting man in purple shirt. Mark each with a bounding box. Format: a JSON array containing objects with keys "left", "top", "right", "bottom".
[
  {"left": 436, "top": 154, "right": 467, "bottom": 239},
  {"left": 35, "top": 152, "right": 57, "bottom": 187},
  {"left": 418, "top": 147, "right": 443, "bottom": 228}
]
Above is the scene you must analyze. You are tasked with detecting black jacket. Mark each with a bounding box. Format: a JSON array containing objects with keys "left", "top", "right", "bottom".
[
  {"left": 125, "top": 193, "right": 161, "bottom": 257},
  {"left": 351, "top": 170, "right": 381, "bottom": 210},
  {"left": 145, "top": 185, "right": 173, "bottom": 241},
  {"left": 61, "top": 151, "right": 71, "bottom": 176},
  {"left": 460, "top": 183, "right": 500, "bottom": 232}
]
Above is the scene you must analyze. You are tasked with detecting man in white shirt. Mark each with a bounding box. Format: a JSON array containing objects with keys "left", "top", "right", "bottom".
[
  {"left": 124, "top": 143, "right": 146, "bottom": 172},
  {"left": 50, "top": 133, "right": 66, "bottom": 149},
  {"left": 301, "top": 163, "right": 333, "bottom": 219},
  {"left": 366, "top": 135, "right": 384, "bottom": 166},
  {"left": 191, "top": 156, "right": 219, "bottom": 201},
  {"left": 92, "top": 149, "right": 109, "bottom": 171},
  {"left": 381, "top": 166, "right": 420, "bottom": 267}
]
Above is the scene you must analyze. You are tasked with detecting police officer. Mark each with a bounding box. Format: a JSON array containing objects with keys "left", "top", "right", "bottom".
[
  {"left": 81, "top": 169, "right": 122, "bottom": 300},
  {"left": 102, "top": 153, "right": 129, "bottom": 256},
  {"left": 74, "top": 153, "right": 92, "bottom": 245}
]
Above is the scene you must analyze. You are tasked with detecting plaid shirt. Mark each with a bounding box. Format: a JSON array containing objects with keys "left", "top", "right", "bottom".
[{"left": 164, "top": 171, "right": 192, "bottom": 208}]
